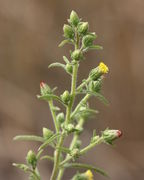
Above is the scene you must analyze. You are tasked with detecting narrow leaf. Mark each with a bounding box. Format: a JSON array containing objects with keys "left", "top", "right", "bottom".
[
  {"left": 58, "top": 39, "right": 72, "bottom": 47},
  {"left": 37, "top": 94, "right": 65, "bottom": 106},
  {"left": 63, "top": 56, "right": 70, "bottom": 63},
  {"left": 76, "top": 91, "right": 109, "bottom": 105},
  {"left": 36, "top": 149, "right": 43, "bottom": 160},
  {"left": 38, "top": 133, "right": 60, "bottom": 150},
  {"left": 40, "top": 155, "right": 54, "bottom": 162},
  {"left": 89, "top": 45, "right": 103, "bottom": 50},
  {"left": 13, "top": 135, "right": 44, "bottom": 142},
  {"left": 48, "top": 62, "right": 65, "bottom": 69},
  {"left": 56, "top": 146, "right": 71, "bottom": 154},
  {"left": 63, "top": 163, "right": 108, "bottom": 177},
  {"left": 13, "top": 163, "right": 31, "bottom": 173}
]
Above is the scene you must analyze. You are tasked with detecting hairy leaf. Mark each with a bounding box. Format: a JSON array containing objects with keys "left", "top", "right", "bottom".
[
  {"left": 38, "top": 133, "right": 60, "bottom": 150},
  {"left": 13, "top": 163, "right": 31, "bottom": 173},
  {"left": 48, "top": 62, "right": 65, "bottom": 69},
  {"left": 58, "top": 39, "right": 72, "bottom": 47},
  {"left": 63, "top": 163, "right": 108, "bottom": 177},
  {"left": 76, "top": 91, "right": 109, "bottom": 105},
  {"left": 63, "top": 56, "right": 70, "bottom": 63},
  {"left": 40, "top": 155, "right": 54, "bottom": 162},
  {"left": 13, "top": 135, "right": 44, "bottom": 142}
]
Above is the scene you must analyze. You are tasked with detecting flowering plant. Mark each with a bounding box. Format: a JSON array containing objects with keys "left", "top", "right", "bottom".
[{"left": 13, "top": 11, "right": 122, "bottom": 180}]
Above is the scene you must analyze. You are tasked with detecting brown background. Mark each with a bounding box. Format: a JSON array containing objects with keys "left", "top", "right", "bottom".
[{"left": 0, "top": 0, "right": 144, "bottom": 180}]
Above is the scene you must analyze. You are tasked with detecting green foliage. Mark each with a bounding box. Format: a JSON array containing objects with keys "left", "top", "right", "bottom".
[{"left": 13, "top": 10, "right": 122, "bottom": 180}]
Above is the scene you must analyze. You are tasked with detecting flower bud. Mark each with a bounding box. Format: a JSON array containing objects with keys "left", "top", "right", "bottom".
[
  {"left": 99, "top": 62, "right": 109, "bottom": 74},
  {"left": 71, "top": 148, "right": 79, "bottom": 158},
  {"left": 74, "top": 139, "right": 82, "bottom": 149},
  {"left": 43, "top": 127, "right": 54, "bottom": 140},
  {"left": 26, "top": 150, "right": 37, "bottom": 169},
  {"left": 61, "top": 90, "right": 71, "bottom": 104},
  {"left": 78, "top": 22, "right": 89, "bottom": 35},
  {"left": 70, "top": 10, "right": 79, "bottom": 26},
  {"left": 82, "top": 34, "right": 96, "bottom": 47},
  {"left": 72, "top": 170, "right": 93, "bottom": 180},
  {"left": 84, "top": 170, "right": 94, "bottom": 180},
  {"left": 75, "top": 124, "right": 83, "bottom": 134},
  {"left": 71, "top": 49, "right": 83, "bottom": 61},
  {"left": 89, "top": 79, "right": 102, "bottom": 92},
  {"left": 56, "top": 112, "right": 65, "bottom": 124},
  {"left": 63, "top": 24, "right": 74, "bottom": 39},
  {"left": 65, "top": 123, "right": 75, "bottom": 133},
  {"left": 40, "top": 81, "right": 51, "bottom": 96},
  {"left": 102, "top": 129, "right": 122, "bottom": 145},
  {"left": 89, "top": 62, "right": 109, "bottom": 81},
  {"left": 65, "top": 63, "right": 73, "bottom": 74}
]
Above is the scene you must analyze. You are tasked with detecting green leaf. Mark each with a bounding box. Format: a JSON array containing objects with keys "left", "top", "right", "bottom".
[
  {"left": 52, "top": 87, "right": 58, "bottom": 92},
  {"left": 56, "top": 146, "right": 71, "bottom": 154},
  {"left": 58, "top": 39, "right": 72, "bottom": 47},
  {"left": 38, "top": 133, "right": 60, "bottom": 150},
  {"left": 79, "top": 108, "right": 99, "bottom": 115},
  {"left": 37, "top": 94, "right": 66, "bottom": 106},
  {"left": 36, "top": 149, "right": 43, "bottom": 160},
  {"left": 13, "top": 163, "right": 31, "bottom": 173},
  {"left": 40, "top": 155, "right": 54, "bottom": 162},
  {"left": 88, "top": 45, "right": 103, "bottom": 50},
  {"left": 13, "top": 135, "right": 44, "bottom": 142},
  {"left": 48, "top": 62, "right": 65, "bottom": 69},
  {"left": 51, "top": 106, "right": 60, "bottom": 111},
  {"left": 76, "top": 91, "right": 109, "bottom": 105},
  {"left": 63, "top": 56, "right": 70, "bottom": 63},
  {"left": 63, "top": 163, "right": 108, "bottom": 177},
  {"left": 75, "top": 108, "right": 99, "bottom": 119}
]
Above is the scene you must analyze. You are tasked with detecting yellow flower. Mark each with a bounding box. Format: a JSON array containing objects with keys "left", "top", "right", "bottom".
[
  {"left": 99, "top": 62, "right": 109, "bottom": 74},
  {"left": 85, "top": 170, "right": 94, "bottom": 180}
]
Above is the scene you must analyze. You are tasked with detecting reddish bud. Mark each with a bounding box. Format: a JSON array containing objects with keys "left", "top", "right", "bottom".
[
  {"left": 117, "top": 130, "right": 122, "bottom": 138},
  {"left": 40, "top": 81, "right": 45, "bottom": 88}
]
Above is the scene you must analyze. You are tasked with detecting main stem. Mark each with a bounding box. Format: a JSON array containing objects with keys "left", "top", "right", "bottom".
[
  {"left": 50, "top": 31, "right": 79, "bottom": 180},
  {"left": 57, "top": 118, "right": 84, "bottom": 180}
]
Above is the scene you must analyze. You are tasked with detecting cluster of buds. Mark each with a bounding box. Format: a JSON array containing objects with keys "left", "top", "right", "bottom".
[
  {"left": 72, "top": 170, "right": 93, "bottom": 180},
  {"left": 62, "top": 11, "right": 102, "bottom": 62}
]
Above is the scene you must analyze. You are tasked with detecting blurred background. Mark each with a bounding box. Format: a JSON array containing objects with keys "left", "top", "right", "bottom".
[{"left": 0, "top": 0, "right": 144, "bottom": 179}]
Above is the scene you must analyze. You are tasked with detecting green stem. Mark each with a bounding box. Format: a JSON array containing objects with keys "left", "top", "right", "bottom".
[
  {"left": 71, "top": 94, "right": 91, "bottom": 119},
  {"left": 57, "top": 118, "right": 84, "bottom": 180},
  {"left": 76, "top": 77, "right": 91, "bottom": 92},
  {"left": 50, "top": 133, "right": 65, "bottom": 180},
  {"left": 50, "top": 28, "right": 79, "bottom": 180},
  {"left": 49, "top": 100, "right": 59, "bottom": 133},
  {"left": 32, "top": 168, "right": 41, "bottom": 180},
  {"left": 60, "top": 137, "right": 103, "bottom": 167},
  {"left": 50, "top": 64, "right": 78, "bottom": 180}
]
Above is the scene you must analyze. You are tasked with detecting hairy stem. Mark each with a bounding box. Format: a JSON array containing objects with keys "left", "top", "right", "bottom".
[
  {"left": 49, "top": 100, "right": 59, "bottom": 133},
  {"left": 57, "top": 118, "right": 84, "bottom": 180},
  {"left": 60, "top": 137, "right": 104, "bottom": 167},
  {"left": 71, "top": 94, "right": 91, "bottom": 119},
  {"left": 50, "top": 30, "right": 79, "bottom": 180}
]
